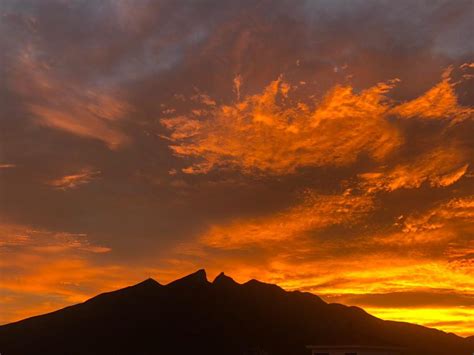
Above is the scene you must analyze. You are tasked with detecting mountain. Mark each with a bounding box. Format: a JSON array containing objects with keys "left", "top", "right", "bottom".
[
  {"left": 0, "top": 270, "right": 472, "bottom": 355},
  {"left": 467, "top": 336, "right": 474, "bottom": 347}
]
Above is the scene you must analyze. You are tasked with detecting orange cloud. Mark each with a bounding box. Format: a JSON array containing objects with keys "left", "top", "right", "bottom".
[
  {"left": 392, "top": 67, "right": 474, "bottom": 123},
  {"left": 402, "top": 196, "right": 474, "bottom": 234},
  {"left": 48, "top": 168, "right": 100, "bottom": 190},
  {"left": 12, "top": 45, "right": 130, "bottom": 149},
  {"left": 200, "top": 190, "right": 373, "bottom": 249},
  {"left": 161, "top": 77, "right": 402, "bottom": 175},
  {"left": 359, "top": 146, "right": 469, "bottom": 192},
  {"left": 0, "top": 223, "right": 111, "bottom": 255},
  {"left": 0, "top": 257, "right": 137, "bottom": 324},
  {"left": 162, "top": 68, "right": 472, "bottom": 181},
  {"left": 0, "top": 223, "right": 129, "bottom": 325}
]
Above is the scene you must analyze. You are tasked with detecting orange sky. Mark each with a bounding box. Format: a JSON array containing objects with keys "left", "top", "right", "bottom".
[{"left": 0, "top": 0, "right": 473, "bottom": 338}]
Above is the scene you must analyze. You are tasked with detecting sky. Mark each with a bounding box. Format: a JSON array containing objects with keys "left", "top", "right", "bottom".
[{"left": 0, "top": 0, "right": 473, "bottom": 337}]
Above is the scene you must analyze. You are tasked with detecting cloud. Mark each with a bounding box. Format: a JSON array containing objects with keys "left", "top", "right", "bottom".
[
  {"left": 161, "top": 77, "right": 402, "bottom": 175},
  {"left": 391, "top": 67, "right": 474, "bottom": 123},
  {"left": 161, "top": 67, "right": 471, "bottom": 178},
  {"left": 0, "top": 223, "right": 124, "bottom": 325},
  {"left": 358, "top": 146, "right": 469, "bottom": 192},
  {"left": 0, "top": 164, "right": 16, "bottom": 169},
  {"left": 323, "top": 290, "right": 474, "bottom": 308},
  {"left": 48, "top": 168, "right": 101, "bottom": 190},
  {"left": 0, "top": 223, "right": 111, "bottom": 254},
  {"left": 199, "top": 190, "right": 373, "bottom": 249},
  {"left": 365, "top": 307, "right": 474, "bottom": 337},
  {"left": 402, "top": 196, "right": 474, "bottom": 234},
  {"left": 10, "top": 45, "right": 130, "bottom": 149}
]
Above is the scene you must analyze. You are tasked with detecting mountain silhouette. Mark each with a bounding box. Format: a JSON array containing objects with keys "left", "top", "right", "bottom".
[{"left": 0, "top": 270, "right": 472, "bottom": 355}]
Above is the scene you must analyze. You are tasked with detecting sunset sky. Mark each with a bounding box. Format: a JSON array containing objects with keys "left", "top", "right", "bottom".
[{"left": 0, "top": 0, "right": 473, "bottom": 337}]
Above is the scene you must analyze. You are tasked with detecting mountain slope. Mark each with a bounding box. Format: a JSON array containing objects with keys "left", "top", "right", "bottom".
[{"left": 0, "top": 270, "right": 472, "bottom": 355}]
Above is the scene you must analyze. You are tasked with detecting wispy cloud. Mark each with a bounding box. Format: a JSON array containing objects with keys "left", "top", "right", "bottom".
[
  {"left": 48, "top": 168, "right": 100, "bottom": 190},
  {"left": 0, "top": 223, "right": 111, "bottom": 254},
  {"left": 11, "top": 45, "right": 130, "bottom": 149},
  {"left": 200, "top": 189, "right": 373, "bottom": 248},
  {"left": 359, "top": 146, "right": 469, "bottom": 192},
  {"left": 0, "top": 164, "right": 16, "bottom": 169},
  {"left": 0, "top": 223, "right": 121, "bottom": 325},
  {"left": 392, "top": 67, "right": 474, "bottom": 124}
]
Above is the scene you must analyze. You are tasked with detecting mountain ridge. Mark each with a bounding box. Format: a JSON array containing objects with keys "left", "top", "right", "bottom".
[{"left": 0, "top": 270, "right": 472, "bottom": 355}]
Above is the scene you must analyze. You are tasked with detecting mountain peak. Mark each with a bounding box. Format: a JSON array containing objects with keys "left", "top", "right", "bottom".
[
  {"left": 167, "top": 269, "right": 209, "bottom": 287},
  {"left": 136, "top": 277, "right": 161, "bottom": 287},
  {"left": 213, "top": 272, "right": 238, "bottom": 287}
]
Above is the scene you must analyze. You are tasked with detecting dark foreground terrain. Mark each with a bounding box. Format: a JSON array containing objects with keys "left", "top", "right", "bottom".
[{"left": 0, "top": 270, "right": 472, "bottom": 355}]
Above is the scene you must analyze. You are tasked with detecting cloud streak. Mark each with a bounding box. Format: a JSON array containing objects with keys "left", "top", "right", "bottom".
[
  {"left": 392, "top": 67, "right": 474, "bottom": 124},
  {"left": 11, "top": 45, "right": 131, "bottom": 149},
  {"left": 48, "top": 168, "right": 101, "bottom": 190},
  {"left": 359, "top": 146, "right": 470, "bottom": 192},
  {"left": 201, "top": 190, "right": 373, "bottom": 248},
  {"left": 0, "top": 223, "right": 117, "bottom": 324}
]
